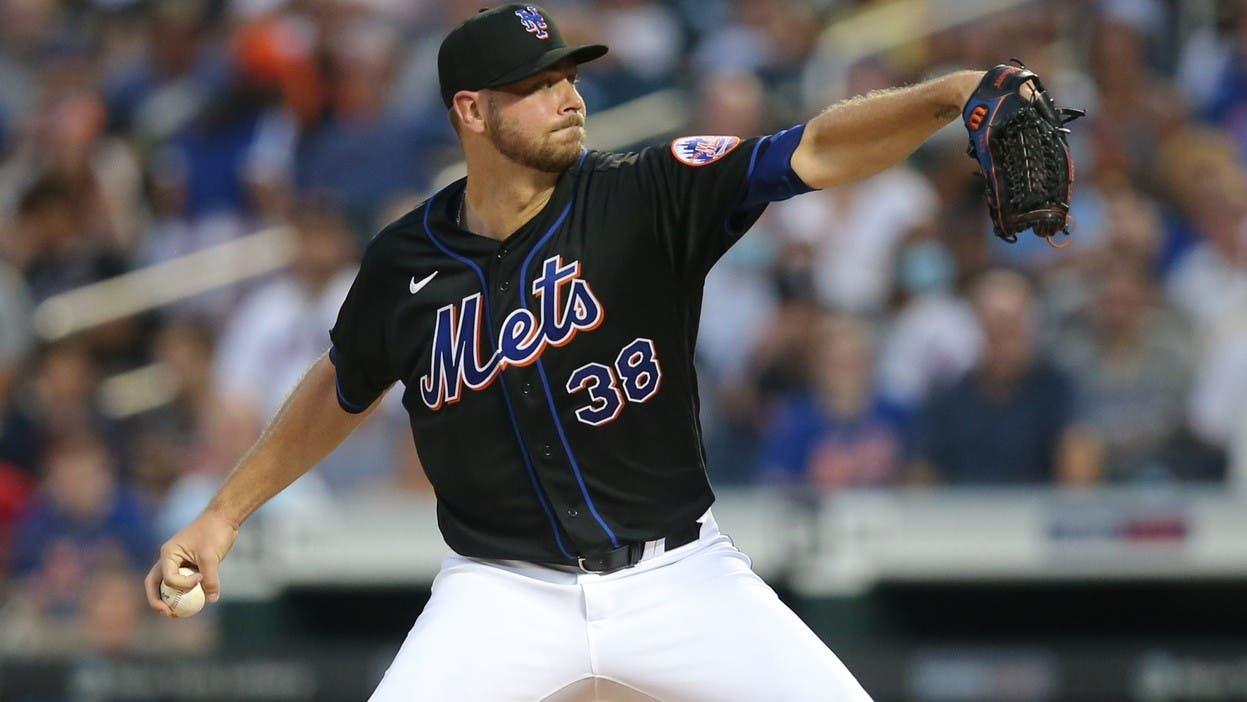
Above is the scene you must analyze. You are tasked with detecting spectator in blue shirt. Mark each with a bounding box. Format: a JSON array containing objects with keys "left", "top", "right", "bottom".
[
  {"left": 758, "top": 314, "right": 906, "bottom": 488},
  {"left": 910, "top": 270, "right": 1099, "bottom": 486},
  {"left": 10, "top": 434, "right": 154, "bottom": 619}
]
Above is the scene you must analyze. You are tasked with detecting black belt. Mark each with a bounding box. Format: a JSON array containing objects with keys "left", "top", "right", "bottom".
[{"left": 574, "top": 522, "right": 702, "bottom": 575}]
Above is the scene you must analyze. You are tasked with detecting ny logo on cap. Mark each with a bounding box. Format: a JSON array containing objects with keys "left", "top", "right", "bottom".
[{"left": 515, "top": 6, "right": 549, "bottom": 39}]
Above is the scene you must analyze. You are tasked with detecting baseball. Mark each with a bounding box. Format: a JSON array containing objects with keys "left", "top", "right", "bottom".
[{"left": 160, "top": 567, "right": 206, "bottom": 618}]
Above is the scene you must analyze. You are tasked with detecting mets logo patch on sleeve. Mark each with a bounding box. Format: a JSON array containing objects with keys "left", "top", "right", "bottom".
[{"left": 670, "top": 135, "right": 741, "bottom": 167}]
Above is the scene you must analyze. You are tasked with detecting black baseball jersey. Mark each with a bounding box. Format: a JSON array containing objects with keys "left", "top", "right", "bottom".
[{"left": 329, "top": 124, "right": 813, "bottom": 564}]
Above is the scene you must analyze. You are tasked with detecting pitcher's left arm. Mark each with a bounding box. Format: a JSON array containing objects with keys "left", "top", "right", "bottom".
[{"left": 790, "top": 70, "right": 985, "bottom": 190}]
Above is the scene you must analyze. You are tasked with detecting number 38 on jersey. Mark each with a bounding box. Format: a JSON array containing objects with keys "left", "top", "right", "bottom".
[
  {"left": 417, "top": 255, "right": 663, "bottom": 426},
  {"left": 566, "top": 338, "right": 662, "bottom": 426}
]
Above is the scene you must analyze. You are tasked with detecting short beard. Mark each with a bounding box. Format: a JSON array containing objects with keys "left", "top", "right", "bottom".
[{"left": 484, "top": 100, "right": 583, "bottom": 174}]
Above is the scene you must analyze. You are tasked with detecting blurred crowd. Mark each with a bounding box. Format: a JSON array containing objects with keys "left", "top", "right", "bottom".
[{"left": 0, "top": 0, "right": 1245, "bottom": 656}]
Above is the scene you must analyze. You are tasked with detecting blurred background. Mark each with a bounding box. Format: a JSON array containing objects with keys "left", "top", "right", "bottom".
[{"left": 0, "top": 0, "right": 1246, "bottom": 699}]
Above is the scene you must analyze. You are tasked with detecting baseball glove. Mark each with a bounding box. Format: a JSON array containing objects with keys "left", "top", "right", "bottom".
[{"left": 962, "top": 60, "right": 1084, "bottom": 247}]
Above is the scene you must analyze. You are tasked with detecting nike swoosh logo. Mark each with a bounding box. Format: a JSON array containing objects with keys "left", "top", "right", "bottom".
[{"left": 410, "top": 271, "right": 438, "bottom": 295}]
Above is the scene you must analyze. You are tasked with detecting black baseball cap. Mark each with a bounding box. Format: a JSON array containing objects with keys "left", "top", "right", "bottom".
[{"left": 438, "top": 4, "right": 608, "bottom": 108}]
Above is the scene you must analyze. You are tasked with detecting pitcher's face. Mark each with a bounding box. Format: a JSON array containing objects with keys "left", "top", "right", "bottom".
[{"left": 483, "top": 61, "right": 586, "bottom": 173}]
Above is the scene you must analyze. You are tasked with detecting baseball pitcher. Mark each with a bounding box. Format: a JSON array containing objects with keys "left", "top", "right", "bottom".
[{"left": 146, "top": 5, "right": 1078, "bottom": 700}]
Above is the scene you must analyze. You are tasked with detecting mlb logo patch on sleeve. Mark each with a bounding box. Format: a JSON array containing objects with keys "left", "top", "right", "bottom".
[{"left": 670, "top": 135, "right": 741, "bottom": 167}]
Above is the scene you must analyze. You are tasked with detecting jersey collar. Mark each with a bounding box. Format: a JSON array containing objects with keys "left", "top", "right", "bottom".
[{"left": 426, "top": 150, "right": 589, "bottom": 255}]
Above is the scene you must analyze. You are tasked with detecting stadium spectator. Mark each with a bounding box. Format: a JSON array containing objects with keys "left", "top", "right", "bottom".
[
  {"left": 137, "top": 146, "right": 251, "bottom": 265},
  {"left": 1056, "top": 257, "right": 1198, "bottom": 483},
  {"left": 1180, "top": 167, "right": 1247, "bottom": 464},
  {"left": 9, "top": 434, "right": 154, "bottom": 621},
  {"left": 1042, "top": 186, "right": 1166, "bottom": 356},
  {"left": 1165, "top": 162, "right": 1247, "bottom": 334},
  {"left": 759, "top": 313, "right": 906, "bottom": 488},
  {"left": 212, "top": 199, "right": 357, "bottom": 428},
  {"left": 1089, "top": 10, "right": 1189, "bottom": 189},
  {"left": 775, "top": 61, "right": 939, "bottom": 314},
  {"left": 877, "top": 237, "right": 981, "bottom": 409},
  {"left": 210, "top": 197, "right": 408, "bottom": 496},
  {"left": 12, "top": 174, "right": 124, "bottom": 303},
  {"left": 910, "top": 270, "right": 1097, "bottom": 485},
  {"left": 82, "top": 566, "right": 154, "bottom": 654},
  {"left": 25, "top": 340, "right": 123, "bottom": 458},
  {"left": 1153, "top": 127, "right": 1240, "bottom": 272},
  {"left": 292, "top": 12, "right": 450, "bottom": 235}
]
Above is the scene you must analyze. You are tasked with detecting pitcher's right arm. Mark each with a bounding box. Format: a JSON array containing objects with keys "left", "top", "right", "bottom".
[{"left": 144, "top": 351, "right": 388, "bottom": 617}]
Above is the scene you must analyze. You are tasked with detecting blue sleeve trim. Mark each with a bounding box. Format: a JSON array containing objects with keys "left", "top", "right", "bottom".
[
  {"left": 740, "top": 123, "right": 816, "bottom": 211},
  {"left": 743, "top": 137, "right": 766, "bottom": 193},
  {"left": 328, "top": 344, "right": 370, "bottom": 414}
]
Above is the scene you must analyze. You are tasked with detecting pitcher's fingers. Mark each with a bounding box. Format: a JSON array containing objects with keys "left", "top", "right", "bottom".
[
  {"left": 198, "top": 556, "right": 222, "bottom": 603},
  {"left": 145, "top": 564, "right": 174, "bottom": 617},
  {"left": 160, "top": 548, "right": 201, "bottom": 589}
]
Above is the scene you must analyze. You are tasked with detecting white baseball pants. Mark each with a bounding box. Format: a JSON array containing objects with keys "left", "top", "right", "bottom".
[{"left": 367, "top": 512, "right": 873, "bottom": 701}]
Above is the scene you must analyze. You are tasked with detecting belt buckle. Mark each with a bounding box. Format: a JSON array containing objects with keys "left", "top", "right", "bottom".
[
  {"left": 577, "top": 542, "right": 643, "bottom": 575},
  {"left": 576, "top": 556, "right": 611, "bottom": 574}
]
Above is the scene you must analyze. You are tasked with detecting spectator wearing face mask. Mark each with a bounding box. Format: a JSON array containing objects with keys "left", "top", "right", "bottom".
[{"left": 878, "top": 236, "right": 982, "bottom": 411}]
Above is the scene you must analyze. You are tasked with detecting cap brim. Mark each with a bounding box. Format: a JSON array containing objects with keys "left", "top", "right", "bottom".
[{"left": 485, "top": 44, "right": 608, "bottom": 90}]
